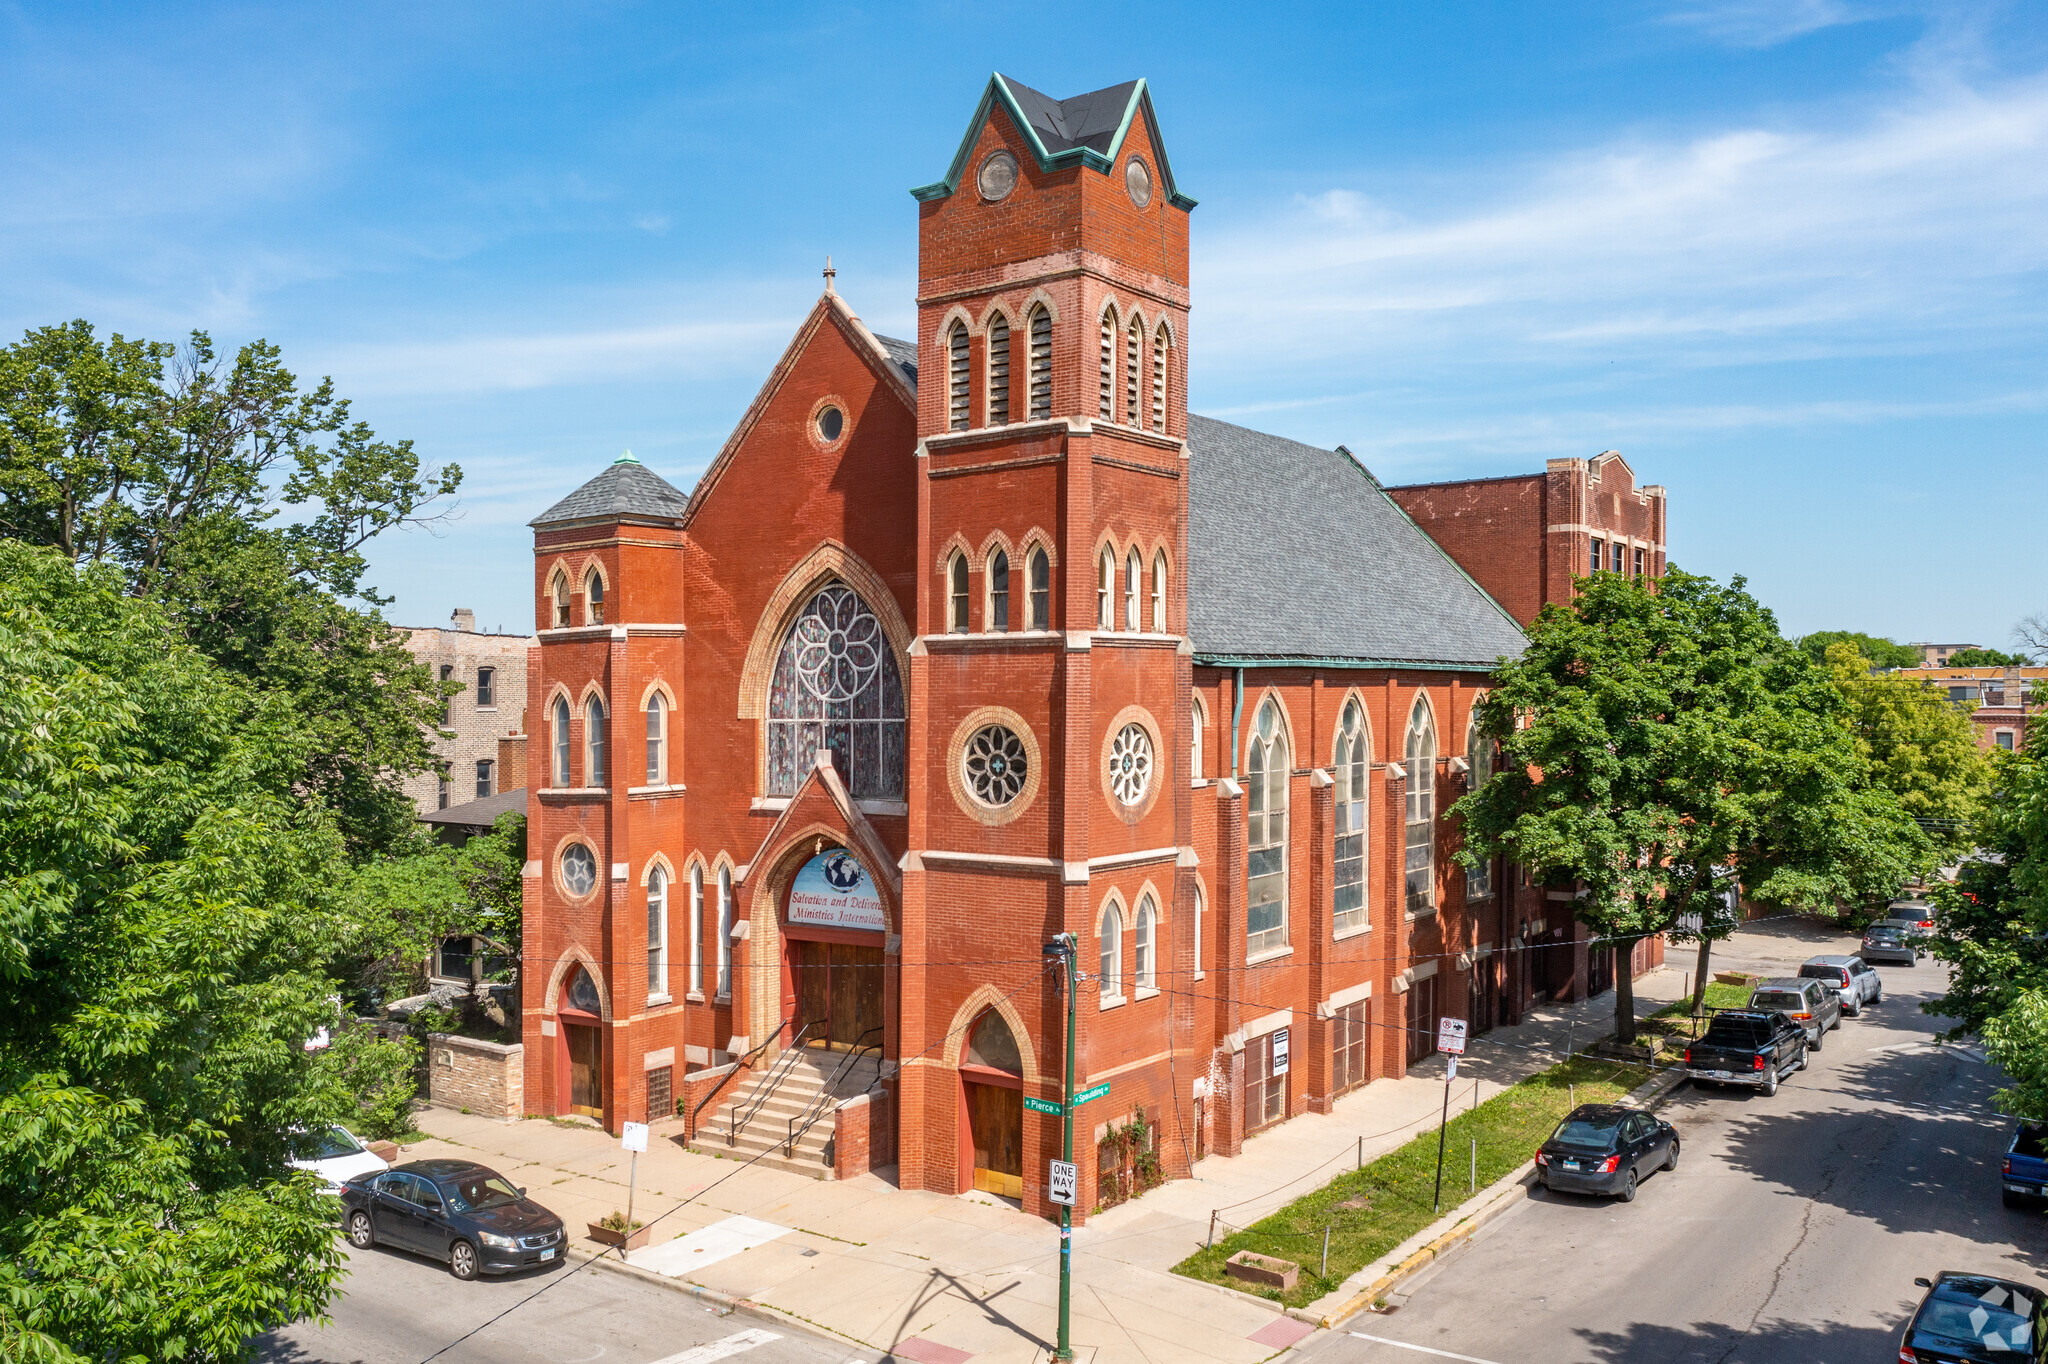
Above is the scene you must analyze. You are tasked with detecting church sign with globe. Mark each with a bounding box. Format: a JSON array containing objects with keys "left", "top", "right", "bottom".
[{"left": 789, "top": 848, "right": 887, "bottom": 932}]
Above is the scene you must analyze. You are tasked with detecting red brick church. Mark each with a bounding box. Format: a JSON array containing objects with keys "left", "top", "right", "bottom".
[{"left": 519, "top": 74, "right": 1658, "bottom": 1218}]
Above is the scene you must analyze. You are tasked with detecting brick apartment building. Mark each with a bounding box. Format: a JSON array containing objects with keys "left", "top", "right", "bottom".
[
  {"left": 1894, "top": 665, "right": 2042, "bottom": 752},
  {"left": 400, "top": 609, "right": 535, "bottom": 815},
  {"left": 518, "top": 74, "right": 1659, "bottom": 1217}
]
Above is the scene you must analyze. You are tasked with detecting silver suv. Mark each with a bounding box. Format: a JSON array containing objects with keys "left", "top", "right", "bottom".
[
  {"left": 1799, "top": 956, "right": 1881, "bottom": 1017},
  {"left": 1748, "top": 977, "right": 1842, "bottom": 1049}
]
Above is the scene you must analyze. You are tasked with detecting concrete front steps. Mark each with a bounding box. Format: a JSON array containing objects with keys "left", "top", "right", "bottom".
[{"left": 688, "top": 1049, "right": 883, "bottom": 1180}]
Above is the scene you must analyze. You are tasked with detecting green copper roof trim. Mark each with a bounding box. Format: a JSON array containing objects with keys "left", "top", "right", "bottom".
[
  {"left": 910, "top": 73, "right": 1197, "bottom": 210},
  {"left": 1194, "top": 655, "right": 1507, "bottom": 673},
  {"left": 614, "top": 449, "right": 639, "bottom": 464}
]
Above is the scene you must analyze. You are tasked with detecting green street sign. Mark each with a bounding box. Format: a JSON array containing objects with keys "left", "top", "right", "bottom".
[
  {"left": 1074, "top": 1082, "right": 1111, "bottom": 1105},
  {"left": 1023, "top": 1096, "right": 1064, "bottom": 1115}
]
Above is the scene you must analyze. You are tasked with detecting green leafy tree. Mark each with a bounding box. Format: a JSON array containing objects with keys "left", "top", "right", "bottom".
[
  {"left": 0, "top": 542, "right": 412, "bottom": 1361},
  {"left": 331, "top": 812, "right": 526, "bottom": 1006},
  {"left": 1946, "top": 646, "right": 2027, "bottom": 667},
  {"left": 0, "top": 321, "right": 461, "bottom": 855},
  {"left": 1796, "top": 630, "right": 1924, "bottom": 672},
  {"left": 1457, "top": 570, "right": 1922, "bottom": 1042},
  {"left": 1824, "top": 642, "right": 1993, "bottom": 862}
]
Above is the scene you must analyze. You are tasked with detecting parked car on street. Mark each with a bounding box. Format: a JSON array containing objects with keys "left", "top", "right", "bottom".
[
  {"left": 1799, "top": 956, "right": 1881, "bottom": 1016},
  {"left": 1747, "top": 977, "right": 1840, "bottom": 1049},
  {"left": 1888, "top": 900, "right": 1938, "bottom": 936},
  {"left": 1861, "top": 922, "right": 1920, "bottom": 966},
  {"left": 340, "top": 1159, "right": 566, "bottom": 1280},
  {"left": 2004, "top": 1124, "right": 2048, "bottom": 1209},
  {"left": 290, "top": 1124, "right": 389, "bottom": 1194},
  {"left": 1683, "top": 1009, "right": 1808, "bottom": 1095},
  {"left": 1899, "top": 1272, "right": 2047, "bottom": 1362},
  {"left": 1534, "top": 1104, "right": 1678, "bottom": 1202}
]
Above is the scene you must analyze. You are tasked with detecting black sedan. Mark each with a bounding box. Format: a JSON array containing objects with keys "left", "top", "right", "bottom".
[
  {"left": 340, "top": 1159, "right": 566, "bottom": 1280},
  {"left": 1900, "top": 1272, "right": 2046, "bottom": 1362},
  {"left": 1535, "top": 1104, "right": 1678, "bottom": 1202}
]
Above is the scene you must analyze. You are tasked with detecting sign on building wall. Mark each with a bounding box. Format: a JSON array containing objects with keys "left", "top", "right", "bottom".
[{"left": 788, "top": 848, "right": 887, "bottom": 932}]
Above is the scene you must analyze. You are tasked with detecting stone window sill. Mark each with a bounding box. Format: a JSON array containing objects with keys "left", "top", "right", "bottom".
[
  {"left": 685, "top": 992, "right": 706, "bottom": 1004},
  {"left": 1099, "top": 993, "right": 1127, "bottom": 1012},
  {"left": 1333, "top": 921, "right": 1371, "bottom": 942},
  {"left": 1247, "top": 944, "right": 1295, "bottom": 967},
  {"left": 1134, "top": 986, "right": 1160, "bottom": 1002},
  {"left": 647, "top": 993, "right": 672, "bottom": 1007},
  {"left": 1406, "top": 907, "right": 1439, "bottom": 922},
  {"left": 713, "top": 993, "right": 732, "bottom": 1006}
]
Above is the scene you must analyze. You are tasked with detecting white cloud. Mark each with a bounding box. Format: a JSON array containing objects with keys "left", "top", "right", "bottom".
[
  {"left": 1663, "top": 0, "right": 1866, "bottom": 48},
  {"left": 1195, "top": 69, "right": 2048, "bottom": 382}
]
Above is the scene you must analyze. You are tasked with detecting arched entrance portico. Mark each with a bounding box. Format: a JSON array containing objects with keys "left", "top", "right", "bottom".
[
  {"left": 958, "top": 1007, "right": 1025, "bottom": 1198},
  {"left": 554, "top": 963, "right": 606, "bottom": 1118}
]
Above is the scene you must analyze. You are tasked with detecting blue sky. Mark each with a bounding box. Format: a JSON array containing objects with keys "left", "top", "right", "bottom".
[{"left": 3, "top": 1, "right": 2043, "bottom": 644}]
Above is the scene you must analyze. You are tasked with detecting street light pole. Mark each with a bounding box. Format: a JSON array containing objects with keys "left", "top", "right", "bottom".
[{"left": 1047, "top": 931, "right": 1078, "bottom": 1362}]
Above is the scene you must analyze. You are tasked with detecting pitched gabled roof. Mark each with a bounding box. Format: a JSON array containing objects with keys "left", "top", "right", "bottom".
[
  {"left": 874, "top": 334, "right": 918, "bottom": 389},
  {"left": 529, "top": 453, "right": 691, "bottom": 528},
  {"left": 911, "top": 73, "right": 1196, "bottom": 209},
  {"left": 1186, "top": 415, "right": 1525, "bottom": 670}
]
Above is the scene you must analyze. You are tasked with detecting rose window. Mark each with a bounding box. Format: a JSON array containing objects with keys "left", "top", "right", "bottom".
[
  {"left": 766, "top": 583, "right": 906, "bottom": 799},
  {"left": 561, "top": 843, "right": 597, "bottom": 897},
  {"left": 1107, "top": 723, "right": 1154, "bottom": 805},
  {"left": 963, "top": 724, "right": 1029, "bottom": 806}
]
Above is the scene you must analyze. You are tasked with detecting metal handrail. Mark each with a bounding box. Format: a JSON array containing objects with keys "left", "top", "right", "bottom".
[
  {"left": 728, "top": 1019, "right": 823, "bottom": 1145},
  {"left": 784, "top": 1027, "right": 884, "bottom": 1155},
  {"left": 688, "top": 1010, "right": 796, "bottom": 1136}
]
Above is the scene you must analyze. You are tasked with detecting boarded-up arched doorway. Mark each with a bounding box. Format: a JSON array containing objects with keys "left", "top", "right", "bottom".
[{"left": 959, "top": 1008, "right": 1024, "bottom": 1198}]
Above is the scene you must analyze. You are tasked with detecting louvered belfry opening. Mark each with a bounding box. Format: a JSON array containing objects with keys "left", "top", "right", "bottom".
[
  {"left": 1027, "top": 306, "right": 1052, "bottom": 419},
  {"left": 947, "top": 322, "right": 970, "bottom": 431},
  {"left": 1152, "top": 325, "right": 1168, "bottom": 432},
  {"left": 987, "top": 314, "right": 1010, "bottom": 425},
  {"left": 1124, "top": 317, "right": 1141, "bottom": 426},
  {"left": 1098, "top": 307, "right": 1116, "bottom": 420}
]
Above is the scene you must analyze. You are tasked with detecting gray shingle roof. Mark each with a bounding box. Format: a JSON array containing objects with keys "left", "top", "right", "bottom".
[
  {"left": 1186, "top": 414, "right": 1525, "bottom": 669},
  {"left": 874, "top": 334, "right": 918, "bottom": 389},
  {"left": 999, "top": 76, "right": 1142, "bottom": 157},
  {"left": 530, "top": 456, "right": 692, "bottom": 528}
]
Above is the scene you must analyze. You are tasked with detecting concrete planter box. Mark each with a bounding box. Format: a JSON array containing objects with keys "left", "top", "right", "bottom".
[
  {"left": 1715, "top": 971, "right": 1762, "bottom": 987},
  {"left": 586, "top": 1222, "right": 651, "bottom": 1251},
  {"left": 1596, "top": 1036, "right": 1666, "bottom": 1062},
  {"left": 1225, "top": 1250, "right": 1300, "bottom": 1292}
]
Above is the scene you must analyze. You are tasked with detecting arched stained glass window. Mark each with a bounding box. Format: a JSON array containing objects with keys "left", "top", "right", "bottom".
[
  {"left": 551, "top": 696, "right": 571, "bottom": 787},
  {"left": 765, "top": 582, "right": 906, "bottom": 799},
  {"left": 1134, "top": 895, "right": 1156, "bottom": 990},
  {"left": 1334, "top": 700, "right": 1368, "bottom": 934},
  {"left": 1247, "top": 699, "right": 1289, "bottom": 956},
  {"left": 1405, "top": 697, "right": 1438, "bottom": 914},
  {"left": 1465, "top": 708, "right": 1494, "bottom": 900},
  {"left": 964, "top": 1008, "right": 1023, "bottom": 1074},
  {"left": 1099, "top": 902, "right": 1123, "bottom": 1002}
]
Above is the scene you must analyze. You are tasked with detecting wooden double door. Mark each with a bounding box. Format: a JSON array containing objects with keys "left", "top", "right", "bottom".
[
  {"left": 564, "top": 1022, "right": 602, "bottom": 1117},
  {"left": 965, "top": 1080, "right": 1023, "bottom": 1198},
  {"left": 790, "top": 938, "right": 884, "bottom": 1049}
]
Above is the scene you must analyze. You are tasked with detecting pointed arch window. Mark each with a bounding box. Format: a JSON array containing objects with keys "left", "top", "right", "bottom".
[
  {"left": 584, "top": 696, "right": 608, "bottom": 788},
  {"left": 947, "top": 553, "right": 970, "bottom": 633},
  {"left": 1124, "top": 549, "right": 1141, "bottom": 631},
  {"left": 551, "top": 696, "right": 572, "bottom": 787},
  {"left": 947, "top": 321, "right": 970, "bottom": 431},
  {"left": 1151, "top": 324, "right": 1169, "bottom": 432},
  {"left": 964, "top": 1008, "right": 1022, "bottom": 1073},
  {"left": 715, "top": 865, "right": 733, "bottom": 997},
  {"left": 645, "top": 692, "right": 667, "bottom": 785},
  {"left": 550, "top": 571, "right": 571, "bottom": 628},
  {"left": 1190, "top": 693, "right": 1207, "bottom": 780},
  {"left": 1124, "top": 315, "right": 1141, "bottom": 426},
  {"left": 1405, "top": 697, "right": 1438, "bottom": 914},
  {"left": 1098, "top": 901, "right": 1124, "bottom": 1005},
  {"left": 647, "top": 866, "right": 669, "bottom": 1001},
  {"left": 1028, "top": 547, "right": 1051, "bottom": 630},
  {"left": 1097, "top": 548, "right": 1115, "bottom": 630},
  {"left": 1465, "top": 711, "right": 1494, "bottom": 901},
  {"left": 1193, "top": 884, "right": 1206, "bottom": 979},
  {"left": 585, "top": 567, "right": 605, "bottom": 625},
  {"left": 1247, "top": 699, "right": 1290, "bottom": 956},
  {"left": 688, "top": 863, "right": 704, "bottom": 995},
  {"left": 1098, "top": 306, "right": 1117, "bottom": 422},
  {"left": 987, "top": 314, "right": 1010, "bottom": 426},
  {"left": 1334, "top": 700, "right": 1369, "bottom": 934},
  {"left": 765, "top": 582, "right": 906, "bottom": 799},
  {"left": 1134, "top": 894, "right": 1157, "bottom": 991},
  {"left": 988, "top": 549, "right": 1010, "bottom": 632},
  {"left": 1150, "top": 552, "right": 1167, "bottom": 632},
  {"left": 1027, "top": 306, "right": 1052, "bottom": 420}
]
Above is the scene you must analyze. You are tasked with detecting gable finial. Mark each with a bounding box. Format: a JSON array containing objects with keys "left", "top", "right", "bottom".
[
  {"left": 615, "top": 448, "right": 639, "bottom": 465},
  {"left": 823, "top": 255, "right": 836, "bottom": 295}
]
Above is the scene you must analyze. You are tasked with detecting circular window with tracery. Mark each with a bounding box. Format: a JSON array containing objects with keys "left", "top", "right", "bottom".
[
  {"left": 560, "top": 843, "right": 598, "bottom": 898},
  {"left": 963, "top": 724, "right": 1029, "bottom": 807},
  {"left": 1107, "top": 723, "right": 1154, "bottom": 805}
]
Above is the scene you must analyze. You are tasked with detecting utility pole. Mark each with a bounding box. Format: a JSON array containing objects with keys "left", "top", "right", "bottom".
[{"left": 1044, "top": 932, "right": 1078, "bottom": 1362}]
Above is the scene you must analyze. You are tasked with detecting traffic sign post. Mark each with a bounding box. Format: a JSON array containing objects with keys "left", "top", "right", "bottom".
[
  {"left": 1431, "top": 1017, "right": 1468, "bottom": 1214},
  {"left": 620, "top": 1121, "right": 649, "bottom": 1258},
  {"left": 1024, "top": 1095, "right": 1064, "bottom": 1116},
  {"left": 1048, "top": 1159, "right": 1077, "bottom": 1206},
  {"left": 1044, "top": 932, "right": 1079, "bottom": 1362},
  {"left": 1073, "top": 1082, "right": 1111, "bottom": 1106}
]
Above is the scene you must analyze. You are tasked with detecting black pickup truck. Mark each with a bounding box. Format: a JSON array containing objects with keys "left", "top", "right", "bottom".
[{"left": 1683, "top": 1009, "right": 1807, "bottom": 1096}]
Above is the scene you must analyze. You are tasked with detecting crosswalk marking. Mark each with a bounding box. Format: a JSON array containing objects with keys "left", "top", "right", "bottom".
[
  {"left": 645, "top": 1327, "right": 782, "bottom": 1364},
  {"left": 1350, "top": 1331, "right": 1504, "bottom": 1364}
]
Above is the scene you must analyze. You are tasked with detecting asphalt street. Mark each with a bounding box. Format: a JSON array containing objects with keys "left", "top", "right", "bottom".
[
  {"left": 251, "top": 1243, "right": 862, "bottom": 1364},
  {"left": 1301, "top": 918, "right": 2040, "bottom": 1364}
]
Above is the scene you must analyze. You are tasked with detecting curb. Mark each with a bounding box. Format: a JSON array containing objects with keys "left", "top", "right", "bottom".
[
  {"left": 565, "top": 1243, "right": 797, "bottom": 1334},
  {"left": 1292, "top": 1064, "right": 1689, "bottom": 1331}
]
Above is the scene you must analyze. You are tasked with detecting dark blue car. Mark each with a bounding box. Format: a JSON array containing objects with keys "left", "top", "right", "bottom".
[
  {"left": 2005, "top": 1124, "right": 2048, "bottom": 1209},
  {"left": 1901, "top": 1272, "right": 2047, "bottom": 1362},
  {"left": 340, "top": 1158, "right": 566, "bottom": 1280}
]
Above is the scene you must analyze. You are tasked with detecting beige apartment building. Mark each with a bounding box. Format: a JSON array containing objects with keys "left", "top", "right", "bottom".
[{"left": 400, "top": 608, "right": 535, "bottom": 814}]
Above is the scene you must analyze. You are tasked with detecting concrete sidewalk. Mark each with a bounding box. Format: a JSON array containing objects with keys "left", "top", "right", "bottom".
[{"left": 397, "top": 964, "right": 1691, "bottom": 1363}]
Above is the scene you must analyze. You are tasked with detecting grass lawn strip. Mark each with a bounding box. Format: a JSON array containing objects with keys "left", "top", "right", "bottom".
[{"left": 1172, "top": 1053, "right": 1649, "bottom": 1308}]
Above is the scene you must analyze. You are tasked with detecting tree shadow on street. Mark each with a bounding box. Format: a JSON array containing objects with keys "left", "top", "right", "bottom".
[{"left": 1572, "top": 1314, "right": 1905, "bottom": 1363}]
